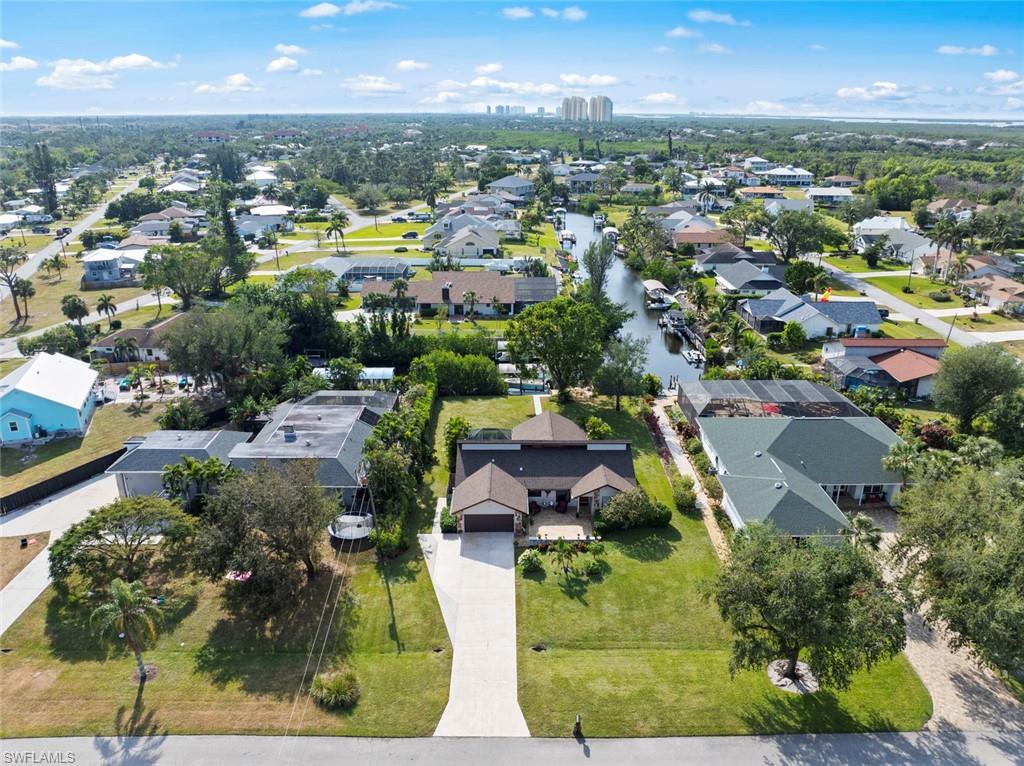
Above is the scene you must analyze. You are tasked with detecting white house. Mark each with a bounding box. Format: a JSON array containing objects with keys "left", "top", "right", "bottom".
[
  {"left": 759, "top": 166, "right": 815, "bottom": 187},
  {"left": 485, "top": 175, "right": 535, "bottom": 201},
  {"left": 743, "top": 156, "right": 772, "bottom": 173},
  {"left": 853, "top": 216, "right": 913, "bottom": 252},
  {"left": 245, "top": 169, "right": 278, "bottom": 188},
  {"left": 0, "top": 353, "right": 98, "bottom": 444},
  {"left": 765, "top": 198, "right": 814, "bottom": 216},
  {"left": 434, "top": 226, "right": 500, "bottom": 257},
  {"left": 805, "top": 187, "right": 854, "bottom": 207}
]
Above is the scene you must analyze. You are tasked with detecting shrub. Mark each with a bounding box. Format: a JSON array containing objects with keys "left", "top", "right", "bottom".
[
  {"left": 766, "top": 332, "right": 785, "bottom": 350},
  {"left": 443, "top": 416, "right": 471, "bottom": 471},
  {"left": 703, "top": 474, "right": 723, "bottom": 501},
  {"left": 672, "top": 475, "right": 697, "bottom": 513},
  {"left": 415, "top": 350, "right": 506, "bottom": 396},
  {"left": 584, "top": 416, "right": 612, "bottom": 440},
  {"left": 641, "top": 373, "right": 662, "bottom": 397},
  {"left": 901, "top": 285, "right": 913, "bottom": 294},
  {"left": 916, "top": 420, "right": 955, "bottom": 450},
  {"left": 782, "top": 321, "right": 807, "bottom": 349},
  {"left": 594, "top": 488, "right": 672, "bottom": 533},
  {"left": 581, "top": 557, "right": 603, "bottom": 578},
  {"left": 440, "top": 507, "right": 458, "bottom": 534},
  {"left": 370, "top": 524, "right": 407, "bottom": 559},
  {"left": 693, "top": 451, "right": 712, "bottom": 475},
  {"left": 927, "top": 291, "right": 953, "bottom": 302},
  {"left": 108, "top": 319, "right": 122, "bottom": 331},
  {"left": 158, "top": 398, "right": 206, "bottom": 431},
  {"left": 310, "top": 666, "right": 361, "bottom": 709},
  {"left": 518, "top": 548, "right": 543, "bottom": 573},
  {"left": 685, "top": 437, "right": 704, "bottom": 455}
]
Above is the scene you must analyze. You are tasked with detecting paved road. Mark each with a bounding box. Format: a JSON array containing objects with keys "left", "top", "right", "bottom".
[
  {"left": 2, "top": 731, "right": 1021, "bottom": 765},
  {"left": 1, "top": 179, "right": 141, "bottom": 300},
  {"left": 0, "top": 474, "right": 119, "bottom": 636},
  {"left": 433, "top": 533, "right": 530, "bottom": 737}
]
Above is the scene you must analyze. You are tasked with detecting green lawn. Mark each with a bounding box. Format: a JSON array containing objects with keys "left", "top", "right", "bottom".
[
  {"left": 1, "top": 402, "right": 166, "bottom": 495},
  {"left": 0, "top": 542, "right": 451, "bottom": 737},
  {"left": 783, "top": 189, "right": 807, "bottom": 200},
  {"left": 880, "top": 319, "right": 947, "bottom": 341},
  {"left": 865, "top": 276, "right": 965, "bottom": 310},
  {"left": 348, "top": 222, "right": 427, "bottom": 239},
  {"left": 260, "top": 251, "right": 326, "bottom": 272},
  {"left": 824, "top": 255, "right": 904, "bottom": 274},
  {"left": 940, "top": 313, "right": 1024, "bottom": 332},
  {"left": 516, "top": 396, "right": 932, "bottom": 737},
  {"left": 1002, "top": 341, "right": 1024, "bottom": 361},
  {"left": 0, "top": 357, "right": 28, "bottom": 377},
  {"left": 411, "top": 317, "right": 512, "bottom": 336},
  {"left": 102, "top": 304, "right": 174, "bottom": 332},
  {"left": 502, "top": 224, "right": 562, "bottom": 265},
  {"left": 1, "top": 233, "right": 54, "bottom": 254}
]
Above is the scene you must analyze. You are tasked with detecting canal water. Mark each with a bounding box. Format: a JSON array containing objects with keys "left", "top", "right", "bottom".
[{"left": 563, "top": 212, "right": 702, "bottom": 385}]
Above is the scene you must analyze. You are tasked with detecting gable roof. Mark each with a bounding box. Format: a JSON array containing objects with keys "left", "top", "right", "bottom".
[
  {"left": 450, "top": 463, "right": 529, "bottom": 515},
  {"left": 106, "top": 430, "right": 250, "bottom": 473},
  {"left": 715, "top": 262, "right": 786, "bottom": 290},
  {"left": 511, "top": 411, "right": 585, "bottom": 441},
  {"left": 0, "top": 352, "right": 97, "bottom": 410},
  {"left": 94, "top": 313, "right": 186, "bottom": 349},
  {"left": 570, "top": 465, "right": 635, "bottom": 499},
  {"left": 869, "top": 349, "right": 942, "bottom": 383}
]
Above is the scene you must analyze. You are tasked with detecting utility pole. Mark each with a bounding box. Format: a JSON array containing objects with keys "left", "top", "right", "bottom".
[{"left": 945, "top": 313, "right": 958, "bottom": 343}]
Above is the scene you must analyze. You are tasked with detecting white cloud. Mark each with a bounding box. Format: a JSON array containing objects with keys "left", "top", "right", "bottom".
[
  {"left": 1005, "top": 97, "right": 1023, "bottom": 110},
  {"left": 300, "top": 68, "right": 325, "bottom": 76},
  {"left": 666, "top": 26, "right": 700, "bottom": 38},
  {"left": 836, "top": 81, "right": 911, "bottom": 101},
  {"left": 275, "top": 43, "right": 308, "bottom": 56},
  {"left": 396, "top": 59, "right": 429, "bottom": 71},
  {"left": 300, "top": 1, "right": 400, "bottom": 17},
  {"left": 745, "top": 100, "right": 785, "bottom": 113},
  {"left": 688, "top": 8, "right": 750, "bottom": 26},
  {"left": 640, "top": 92, "right": 678, "bottom": 104},
  {"left": 0, "top": 39, "right": 19, "bottom": 49},
  {"left": 936, "top": 44, "right": 998, "bottom": 56},
  {"left": 266, "top": 56, "right": 299, "bottom": 73},
  {"left": 341, "top": 74, "right": 402, "bottom": 93},
  {"left": 809, "top": 43, "right": 826, "bottom": 51},
  {"left": 437, "top": 79, "right": 468, "bottom": 89},
  {"left": 36, "top": 53, "right": 171, "bottom": 90},
  {"left": 560, "top": 72, "right": 618, "bottom": 86},
  {"left": 475, "top": 62, "right": 503, "bottom": 75},
  {"left": 980, "top": 79, "right": 1024, "bottom": 96},
  {"left": 502, "top": 6, "right": 534, "bottom": 19},
  {"left": 699, "top": 43, "right": 730, "bottom": 55},
  {"left": 541, "top": 8, "right": 559, "bottom": 17},
  {"left": 194, "top": 73, "right": 261, "bottom": 94},
  {"left": 563, "top": 6, "right": 587, "bottom": 21},
  {"left": 0, "top": 56, "right": 38, "bottom": 72},
  {"left": 654, "top": 46, "right": 673, "bottom": 54},
  {"left": 984, "top": 69, "right": 1019, "bottom": 82},
  {"left": 421, "top": 90, "right": 465, "bottom": 104},
  {"left": 469, "top": 75, "right": 561, "bottom": 96}
]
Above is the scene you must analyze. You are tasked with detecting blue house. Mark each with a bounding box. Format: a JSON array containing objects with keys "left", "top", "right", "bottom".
[{"left": 0, "top": 353, "right": 98, "bottom": 444}]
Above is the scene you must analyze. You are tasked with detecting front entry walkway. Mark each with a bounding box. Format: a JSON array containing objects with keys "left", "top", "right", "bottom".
[{"left": 429, "top": 532, "right": 530, "bottom": 737}]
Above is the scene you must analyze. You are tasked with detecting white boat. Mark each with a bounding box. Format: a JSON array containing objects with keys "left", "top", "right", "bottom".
[
  {"left": 646, "top": 299, "right": 673, "bottom": 311},
  {"left": 683, "top": 350, "right": 705, "bottom": 365},
  {"left": 560, "top": 229, "right": 576, "bottom": 244},
  {"left": 602, "top": 226, "right": 619, "bottom": 241}
]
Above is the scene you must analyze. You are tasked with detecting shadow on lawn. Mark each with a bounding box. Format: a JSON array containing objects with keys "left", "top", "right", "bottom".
[
  {"left": 96, "top": 680, "right": 168, "bottom": 766},
  {"left": 739, "top": 688, "right": 899, "bottom": 736},
  {"left": 613, "top": 526, "right": 680, "bottom": 562},
  {"left": 193, "top": 568, "right": 357, "bottom": 697}
]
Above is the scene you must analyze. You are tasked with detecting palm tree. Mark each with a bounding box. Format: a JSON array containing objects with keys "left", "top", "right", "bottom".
[
  {"left": 687, "top": 280, "right": 710, "bottom": 319},
  {"left": 13, "top": 278, "right": 35, "bottom": 319},
  {"left": 96, "top": 293, "right": 118, "bottom": 328},
  {"left": 811, "top": 271, "right": 832, "bottom": 301},
  {"left": 114, "top": 336, "right": 139, "bottom": 363},
  {"left": 61, "top": 294, "right": 89, "bottom": 325},
  {"left": 948, "top": 252, "right": 970, "bottom": 288},
  {"left": 723, "top": 315, "right": 746, "bottom": 352},
  {"left": 265, "top": 230, "right": 281, "bottom": 271},
  {"left": 161, "top": 462, "right": 190, "bottom": 502},
  {"left": 845, "top": 513, "right": 883, "bottom": 551},
  {"left": 325, "top": 210, "right": 350, "bottom": 254},
  {"left": 90, "top": 578, "right": 163, "bottom": 683},
  {"left": 462, "top": 289, "right": 477, "bottom": 319},
  {"left": 697, "top": 180, "right": 717, "bottom": 215},
  {"left": 882, "top": 440, "right": 920, "bottom": 485},
  {"left": 551, "top": 538, "right": 577, "bottom": 579},
  {"left": 43, "top": 254, "right": 64, "bottom": 281}
]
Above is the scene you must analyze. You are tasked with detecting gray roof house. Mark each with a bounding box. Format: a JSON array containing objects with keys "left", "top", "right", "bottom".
[
  {"left": 693, "top": 244, "right": 779, "bottom": 273},
  {"left": 678, "top": 380, "right": 865, "bottom": 421},
  {"left": 311, "top": 257, "right": 413, "bottom": 284},
  {"left": 739, "top": 288, "right": 882, "bottom": 338},
  {"left": 228, "top": 390, "right": 398, "bottom": 503},
  {"left": 714, "top": 262, "right": 788, "bottom": 295},
  {"left": 106, "top": 430, "right": 251, "bottom": 498},
  {"left": 698, "top": 416, "right": 903, "bottom": 538},
  {"left": 485, "top": 175, "right": 535, "bottom": 201}
]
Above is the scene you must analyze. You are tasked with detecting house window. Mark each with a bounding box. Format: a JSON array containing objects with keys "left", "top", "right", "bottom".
[
  {"left": 146, "top": 349, "right": 153, "bottom": 356},
  {"left": 863, "top": 485, "right": 883, "bottom": 494},
  {"left": 8, "top": 421, "right": 19, "bottom": 432}
]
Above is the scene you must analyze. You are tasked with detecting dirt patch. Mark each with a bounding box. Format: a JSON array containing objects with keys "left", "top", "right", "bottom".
[
  {"left": 0, "top": 532, "right": 50, "bottom": 590},
  {"left": 131, "top": 665, "right": 160, "bottom": 683}
]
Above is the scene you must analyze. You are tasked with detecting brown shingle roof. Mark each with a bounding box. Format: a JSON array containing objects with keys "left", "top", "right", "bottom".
[
  {"left": 672, "top": 229, "right": 732, "bottom": 245},
  {"left": 570, "top": 465, "right": 635, "bottom": 499},
  {"left": 450, "top": 463, "right": 528, "bottom": 515},
  {"left": 511, "top": 412, "right": 585, "bottom": 441},
  {"left": 870, "top": 349, "right": 941, "bottom": 383},
  {"left": 94, "top": 313, "right": 185, "bottom": 349}
]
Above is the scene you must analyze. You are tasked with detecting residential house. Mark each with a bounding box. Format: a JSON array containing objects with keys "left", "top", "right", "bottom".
[
  {"left": 106, "top": 430, "right": 251, "bottom": 498},
  {"left": 677, "top": 380, "right": 865, "bottom": 422},
  {"left": 738, "top": 288, "right": 883, "bottom": 338},
  {"left": 693, "top": 243, "right": 779, "bottom": 273},
  {"left": 451, "top": 412, "right": 636, "bottom": 533},
  {"left": 739, "top": 186, "right": 785, "bottom": 200},
  {"left": 671, "top": 228, "right": 734, "bottom": 251},
  {"left": 228, "top": 390, "right": 398, "bottom": 507},
  {"left": 822, "top": 338, "right": 948, "bottom": 398},
  {"left": 620, "top": 182, "right": 658, "bottom": 196},
  {"left": 877, "top": 229, "right": 938, "bottom": 267},
  {"left": 824, "top": 175, "right": 860, "bottom": 188},
  {"left": 805, "top": 187, "right": 854, "bottom": 207},
  {"left": 485, "top": 175, "right": 535, "bottom": 201},
  {"left": 0, "top": 352, "right": 98, "bottom": 444},
  {"left": 743, "top": 156, "right": 772, "bottom": 173},
  {"left": 960, "top": 274, "right": 1024, "bottom": 312},
  {"left": 80, "top": 248, "right": 149, "bottom": 288},
  {"left": 852, "top": 215, "right": 912, "bottom": 251},
  {"left": 764, "top": 198, "right": 814, "bottom": 216},
  {"left": 195, "top": 131, "right": 230, "bottom": 143},
  {"left": 927, "top": 198, "right": 987, "bottom": 223},
  {"left": 713, "top": 262, "right": 788, "bottom": 295},
  {"left": 960, "top": 253, "right": 1024, "bottom": 281},
  {"left": 245, "top": 169, "right": 278, "bottom": 188},
  {"left": 91, "top": 314, "right": 186, "bottom": 362},
  {"left": 236, "top": 204, "right": 294, "bottom": 238},
  {"left": 758, "top": 166, "right": 814, "bottom": 187},
  {"left": 683, "top": 177, "right": 728, "bottom": 198},
  {"left": 646, "top": 200, "right": 701, "bottom": 218},
  {"left": 698, "top": 416, "right": 904, "bottom": 538},
  {"left": 434, "top": 226, "right": 500, "bottom": 258},
  {"left": 360, "top": 271, "right": 556, "bottom": 316},
  {"left": 311, "top": 257, "right": 414, "bottom": 286}
]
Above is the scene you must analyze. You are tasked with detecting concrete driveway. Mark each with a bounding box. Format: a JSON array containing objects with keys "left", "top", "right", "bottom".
[{"left": 432, "top": 532, "right": 530, "bottom": 737}]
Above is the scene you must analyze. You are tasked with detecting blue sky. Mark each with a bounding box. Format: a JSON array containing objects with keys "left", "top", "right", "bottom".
[{"left": 1, "top": 1, "right": 1022, "bottom": 117}]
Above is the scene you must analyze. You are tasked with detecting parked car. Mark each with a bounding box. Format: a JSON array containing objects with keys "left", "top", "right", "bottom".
[
  {"left": 31, "top": 226, "right": 50, "bottom": 234},
  {"left": 394, "top": 246, "right": 409, "bottom": 253},
  {"left": 118, "top": 378, "right": 132, "bottom": 391},
  {"left": 58, "top": 227, "right": 72, "bottom": 236},
  {"left": 391, "top": 216, "right": 407, "bottom": 223},
  {"left": 401, "top": 230, "right": 419, "bottom": 239}
]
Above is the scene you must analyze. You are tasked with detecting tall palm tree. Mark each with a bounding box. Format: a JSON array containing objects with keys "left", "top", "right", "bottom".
[
  {"left": 462, "top": 289, "right": 477, "bottom": 319},
  {"left": 697, "top": 180, "right": 717, "bottom": 215},
  {"left": 811, "top": 271, "right": 832, "bottom": 301},
  {"left": 96, "top": 293, "right": 118, "bottom": 327},
  {"left": 882, "top": 440, "right": 920, "bottom": 485},
  {"left": 43, "top": 254, "right": 64, "bottom": 281},
  {"left": 114, "top": 336, "right": 139, "bottom": 363},
  {"left": 687, "top": 280, "right": 710, "bottom": 319},
  {"left": 90, "top": 578, "right": 163, "bottom": 683},
  {"left": 325, "top": 210, "right": 350, "bottom": 255},
  {"left": 948, "top": 252, "right": 970, "bottom": 288},
  {"left": 13, "top": 278, "right": 35, "bottom": 319},
  {"left": 723, "top": 315, "right": 746, "bottom": 351},
  {"left": 845, "top": 513, "right": 883, "bottom": 551}
]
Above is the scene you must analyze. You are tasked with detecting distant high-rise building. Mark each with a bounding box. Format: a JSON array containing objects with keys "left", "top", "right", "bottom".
[
  {"left": 495, "top": 105, "right": 506, "bottom": 115},
  {"left": 589, "top": 95, "right": 613, "bottom": 122},
  {"left": 561, "top": 96, "right": 589, "bottom": 122},
  {"left": 556, "top": 105, "right": 563, "bottom": 117},
  {"left": 486, "top": 105, "right": 492, "bottom": 114},
  {"left": 510, "top": 105, "right": 526, "bottom": 115},
  {"left": 537, "top": 106, "right": 545, "bottom": 114}
]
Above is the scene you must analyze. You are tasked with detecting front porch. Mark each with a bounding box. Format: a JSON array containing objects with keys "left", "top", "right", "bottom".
[{"left": 520, "top": 507, "right": 595, "bottom": 544}]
